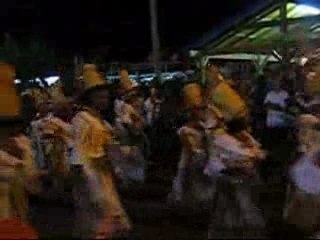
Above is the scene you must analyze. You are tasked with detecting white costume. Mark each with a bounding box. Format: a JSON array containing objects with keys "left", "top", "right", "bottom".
[{"left": 285, "top": 114, "right": 320, "bottom": 236}]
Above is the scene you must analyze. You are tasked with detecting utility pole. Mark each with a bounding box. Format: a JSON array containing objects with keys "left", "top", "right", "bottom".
[{"left": 149, "top": 0, "right": 161, "bottom": 80}]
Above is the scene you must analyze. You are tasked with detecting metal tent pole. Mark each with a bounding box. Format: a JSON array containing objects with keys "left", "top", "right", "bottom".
[
  {"left": 149, "top": 0, "right": 161, "bottom": 80},
  {"left": 280, "top": 0, "right": 289, "bottom": 81}
]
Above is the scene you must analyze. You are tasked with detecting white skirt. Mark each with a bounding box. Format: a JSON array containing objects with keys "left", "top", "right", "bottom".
[
  {"left": 208, "top": 174, "right": 266, "bottom": 239},
  {"left": 110, "top": 144, "right": 145, "bottom": 185}
]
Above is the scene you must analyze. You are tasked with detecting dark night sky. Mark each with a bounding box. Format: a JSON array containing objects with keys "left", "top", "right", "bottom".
[{"left": 0, "top": 0, "right": 251, "bottom": 62}]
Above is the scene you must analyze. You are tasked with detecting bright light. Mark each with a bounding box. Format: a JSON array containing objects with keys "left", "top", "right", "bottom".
[
  {"left": 189, "top": 50, "right": 199, "bottom": 57},
  {"left": 45, "top": 76, "right": 60, "bottom": 86},
  {"left": 14, "top": 79, "right": 21, "bottom": 84},
  {"left": 300, "top": 57, "right": 309, "bottom": 66},
  {"left": 296, "top": 4, "right": 320, "bottom": 16},
  {"left": 34, "top": 78, "right": 42, "bottom": 86}
]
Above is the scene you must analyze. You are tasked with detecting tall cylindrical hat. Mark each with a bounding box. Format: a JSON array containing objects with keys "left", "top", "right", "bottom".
[
  {"left": 119, "top": 69, "right": 139, "bottom": 100},
  {"left": 0, "top": 63, "right": 21, "bottom": 122},
  {"left": 78, "top": 63, "right": 108, "bottom": 99}
]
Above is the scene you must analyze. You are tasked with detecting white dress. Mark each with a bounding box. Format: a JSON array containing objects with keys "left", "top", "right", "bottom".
[
  {"left": 285, "top": 150, "right": 320, "bottom": 235},
  {"left": 206, "top": 130, "right": 266, "bottom": 239},
  {"left": 113, "top": 103, "right": 146, "bottom": 185},
  {"left": 169, "top": 125, "right": 215, "bottom": 206},
  {"left": 70, "top": 110, "right": 130, "bottom": 239}
]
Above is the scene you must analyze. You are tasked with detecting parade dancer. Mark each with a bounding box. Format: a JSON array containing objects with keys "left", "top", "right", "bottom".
[
  {"left": 0, "top": 63, "right": 40, "bottom": 239},
  {"left": 205, "top": 64, "right": 260, "bottom": 149},
  {"left": 285, "top": 114, "right": 320, "bottom": 238},
  {"left": 113, "top": 68, "right": 147, "bottom": 185},
  {"left": 297, "top": 65, "right": 320, "bottom": 115},
  {"left": 27, "top": 90, "right": 71, "bottom": 197},
  {"left": 144, "top": 87, "right": 162, "bottom": 127},
  {"left": 25, "top": 88, "right": 53, "bottom": 171},
  {"left": 70, "top": 64, "right": 130, "bottom": 239},
  {"left": 284, "top": 66, "right": 320, "bottom": 238},
  {"left": 205, "top": 126, "right": 266, "bottom": 238},
  {"left": 169, "top": 83, "right": 218, "bottom": 207}
]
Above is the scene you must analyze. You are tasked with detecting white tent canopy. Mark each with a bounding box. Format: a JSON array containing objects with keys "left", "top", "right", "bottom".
[{"left": 208, "top": 53, "right": 279, "bottom": 63}]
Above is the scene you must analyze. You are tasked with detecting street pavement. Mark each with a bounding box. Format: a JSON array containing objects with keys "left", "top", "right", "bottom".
[{"left": 29, "top": 167, "right": 288, "bottom": 239}]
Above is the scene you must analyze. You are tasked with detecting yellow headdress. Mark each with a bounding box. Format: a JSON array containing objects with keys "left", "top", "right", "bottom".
[
  {"left": 119, "top": 69, "right": 135, "bottom": 92},
  {"left": 82, "top": 63, "right": 108, "bottom": 93},
  {"left": 0, "top": 63, "right": 21, "bottom": 121},
  {"left": 183, "top": 83, "right": 205, "bottom": 109}
]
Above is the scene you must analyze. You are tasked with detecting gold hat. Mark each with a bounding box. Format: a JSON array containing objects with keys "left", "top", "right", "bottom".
[
  {"left": 183, "top": 83, "right": 205, "bottom": 109},
  {"left": 82, "top": 64, "right": 108, "bottom": 93},
  {"left": 119, "top": 69, "right": 136, "bottom": 92},
  {"left": 0, "top": 63, "right": 21, "bottom": 121}
]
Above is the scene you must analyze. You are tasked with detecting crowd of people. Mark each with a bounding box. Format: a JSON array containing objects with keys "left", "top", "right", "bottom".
[{"left": 1, "top": 59, "right": 320, "bottom": 239}]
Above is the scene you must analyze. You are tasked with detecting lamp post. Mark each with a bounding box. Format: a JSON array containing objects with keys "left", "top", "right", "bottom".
[{"left": 149, "top": 0, "right": 161, "bottom": 79}]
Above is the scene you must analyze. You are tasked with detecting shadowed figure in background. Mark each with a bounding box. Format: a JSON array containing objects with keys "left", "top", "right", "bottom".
[{"left": 149, "top": 79, "right": 188, "bottom": 180}]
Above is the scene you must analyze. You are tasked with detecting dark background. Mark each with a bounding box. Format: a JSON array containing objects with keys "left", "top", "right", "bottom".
[{"left": 0, "top": 0, "right": 251, "bottom": 61}]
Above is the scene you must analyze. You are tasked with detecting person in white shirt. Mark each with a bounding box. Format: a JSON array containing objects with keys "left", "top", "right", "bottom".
[
  {"left": 144, "top": 87, "right": 161, "bottom": 127},
  {"left": 263, "top": 78, "right": 292, "bottom": 184},
  {"left": 264, "top": 81, "right": 289, "bottom": 128}
]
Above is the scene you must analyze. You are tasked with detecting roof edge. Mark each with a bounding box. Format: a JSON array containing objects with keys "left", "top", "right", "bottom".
[{"left": 181, "top": 0, "right": 280, "bottom": 52}]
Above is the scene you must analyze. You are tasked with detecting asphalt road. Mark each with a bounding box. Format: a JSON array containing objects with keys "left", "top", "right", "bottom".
[
  {"left": 29, "top": 176, "right": 288, "bottom": 240},
  {"left": 29, "top": 187, "right": 209, "bottom": 240}
]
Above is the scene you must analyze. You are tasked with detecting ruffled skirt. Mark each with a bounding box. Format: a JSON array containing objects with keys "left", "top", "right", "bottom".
[
  {"left": 208, "top": 175, "right": 266, "bottom": 239},
  {"left": 110, "top": 145, "right": 145, "bottom": 185},
  {"left": 71, "top": 164, "right": 130, "bottom": 239}
]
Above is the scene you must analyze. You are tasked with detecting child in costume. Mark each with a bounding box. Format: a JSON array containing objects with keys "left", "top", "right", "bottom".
[
  {"left": 168, "top": 80, "right": 265, "bottom": 238},
  {"left": 204, "top": 67, "right": 266, "bottom": 238},
  {"left": 113, "top": 68, "right": 147, "bottom": 185},
  {"left": 284, "top": 114, "right": 320, "bottom": 238},
  {"left": 169, "top": 83, "right": 215, "bottom": 206},
  {"left": 70, "top": 64, "right": 130, "bottom": 239},
  {"left": 284, "top": 67, "right": 320, "bottom": 238},
  {"left": 33, "top": 93, "right": 72, "bottom": 197},
  {"left": 144, "top": 87, "right": 162, "bottom": 127},
  {"left": 205, "top": 64, "right": 261, "bottom": 149},
  {"left": 0, "top": 63, "right": 40, "bottom": 239}
]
